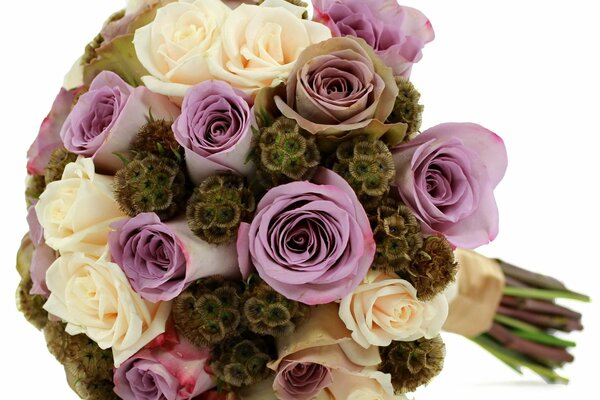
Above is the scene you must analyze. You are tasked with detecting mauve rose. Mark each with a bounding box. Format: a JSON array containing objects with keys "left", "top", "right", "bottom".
[
  {"left": 109, "top": 213, "right": 241, "bottom": 302},
  {"left": 60, "top": 71, "right": 180, "bottom": 174},
  {"left": 26, "top": 206, "right": 56, "bottom": 297},
  {"left": 173, "top": 80, "right": 254, "bottom": 185},
  {"left": 114, "top": 333, "right": 214, "bottom": 400},
  {"left": 313, "top": 0, "right": 434, "bottom": 77},
  {"left": 274, "top": 360, "right": 332, "bottom": 400},
  {"left": 27, "top": 88, "right": 77, "bottom": 175},
  {"left": 237, "top": 167, "right": 375, "bottom": 305},
  {"left": 274, "top": 37, "right": 405, "bottom": 150},
  {"left": 392, "top": 123, "right": 508, "bottom": 249}
]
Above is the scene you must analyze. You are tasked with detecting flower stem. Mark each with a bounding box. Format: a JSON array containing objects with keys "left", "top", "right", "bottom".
[{"left": 503, "top": 286, "right": 591, "bottom": 303}]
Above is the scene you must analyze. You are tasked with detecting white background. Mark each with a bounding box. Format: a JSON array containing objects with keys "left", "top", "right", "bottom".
[{"left": 0, "top": 0, "right": 598, "bottom": 399}]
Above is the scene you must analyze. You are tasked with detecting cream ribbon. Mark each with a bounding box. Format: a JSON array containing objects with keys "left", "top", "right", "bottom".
[{"left": 443, "top": 249, "right": 505, "bottom": 337}]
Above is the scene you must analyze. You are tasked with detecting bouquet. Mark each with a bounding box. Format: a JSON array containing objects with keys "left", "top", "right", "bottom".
[{"left": 16, "top": 0, "right": 584, "bottom": 399}]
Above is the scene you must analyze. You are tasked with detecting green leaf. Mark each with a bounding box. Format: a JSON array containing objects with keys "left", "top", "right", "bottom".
[{"left": 83, "top": 34, "right": 149, "bottom": 87}]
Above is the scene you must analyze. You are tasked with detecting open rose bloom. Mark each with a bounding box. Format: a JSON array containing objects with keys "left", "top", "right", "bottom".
[{"left": 17, "top": 0, "right": 522, "bottom": 399}]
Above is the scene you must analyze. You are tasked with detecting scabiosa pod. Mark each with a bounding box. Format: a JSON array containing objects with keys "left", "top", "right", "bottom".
[
  {"left": 253, "top": 116, "right": 320, "bottom": 191},
  {"left": 187, "top": 174, "right": 255, "bottom": 245},
  {"left": 379, "top": 336, "right": 446, "bottom": 393},
  {"left": 332, "top": 137, "right": 395, "bottom": 210},
  {"left": 114, "top": 152, "right": 187, "bottom": 221},
  {"left": 173, "top": 276, "right": 245, "bottom": 347}
]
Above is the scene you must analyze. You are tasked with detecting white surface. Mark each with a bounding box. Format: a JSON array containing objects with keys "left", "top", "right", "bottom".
[{"left": 0, "top": 1, "right": 598, "bottom": 399}]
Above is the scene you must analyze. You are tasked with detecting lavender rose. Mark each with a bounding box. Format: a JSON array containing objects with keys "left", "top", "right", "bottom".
[
  {"left": 237, "top": 167, "right": 375, "bottom": 305},
  {"left": 313, "top": 0, "right": 434, "bottom": 77},
  {"left": 392, "top": 123, "right": 508, "bottom": 249},
  {"left": 60, "top": 70, "right": 180, "bottom": 174},
  {"left": 109, "top": 213, "right": 240, "bottom": 302},
  {"left": 26, "top": 206, "right": 56, "bottom": 297},
  {"left": 273, "top": 37, "right": 406, "bottom": 150},
  {"left": 27, "top": 87, "right": 77, "bottom": 175},
  {"left": 114, "top": 332, "right": 214, "bottom": 400},
  {"left": 274, "top": 360, "right": 332, "bottom": 400},
  {"left": 173, "top": 80, "right": 255, "bottom": 185}
]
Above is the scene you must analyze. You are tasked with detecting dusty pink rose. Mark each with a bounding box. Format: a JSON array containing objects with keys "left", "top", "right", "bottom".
[
  {"left": 114, "top": 330, "right": 214, "bottom": 400},
  {"left": 392, "top": 123, "right": 508, "bottom": 248},
  {"left": 26, "top": 206, "right": 56, "bottom": 297},
  {"left": 237, "top": 168, "right": 375, "bottom": 304},
  {"left": 313, "top": 0, "right": 434, "bottom": 77},
  {"left": 60, "top": 71, "right": 180, "bottom": 174},
  {"left": 27, "top": 88, "right": 77, "bottom": 175}
]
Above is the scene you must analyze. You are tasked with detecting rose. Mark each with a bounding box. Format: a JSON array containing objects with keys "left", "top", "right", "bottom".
[
  {"left": 43, "top": 252, "right": 171, "bottom": 367},
  {"left": 109, "top": 213, "right": 241, "bottom": 302},
  {"left": 312, "top": 0, "right": 434, "bottom": 77},
  {"left": 237, "top": 168, "right": 375, "bottom": 305},
  {"left": 26, "top": 207, "right": 56, "bottom": 297},
  {"left": 35, "top": 157, "right": 126, "bottom": 258},
  {"left": 274, "top": 360, "right": 332, "bottom": 400},
  {"left": 59, "top": 71, "right": 180, "bottom": 174},
  {"left": 262, "top": 304, "right": 399, "bottom": 400},
  {"left": 114, "top": 332, "right": 214, "bottom": 399},
  {"left": 208, "top": 0, "right": 331, "bottom": 93},
  {"left": 273, "top": 37, "right": 405, "bottom": 149},
  {"left": 133, "top": 0, "right": 231, "bottom": 97},
  {"left": 339, "top": 270, "right": 448, "bottom": 348},
  {"left": 173, "top": 80, "right": 254, "bottom": 185},
  {"left": 392, "top": 123, "right": 508, "bottom": 248},
  {"left": 27, "top": 88, "right": 77, "bottom": 175}
]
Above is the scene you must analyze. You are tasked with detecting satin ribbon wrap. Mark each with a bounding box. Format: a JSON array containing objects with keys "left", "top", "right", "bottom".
[{"left": 443, "top": 249, "right": 505, "bottom": 337}]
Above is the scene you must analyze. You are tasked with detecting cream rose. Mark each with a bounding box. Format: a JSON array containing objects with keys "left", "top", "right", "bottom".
[
  {"left": 133, "top": 0, "right": 231, "bottom": 97},
  {"left": 43, "top": 252, "right": 172, "bottom": 367},
  {"left": 339, "top": 270, "right": 448, "bottom": 348},
  {"left": 35, "top": 157, "right": 125, "bottom": 258},
  {"left": 320, "top": 369, "right": 407, "bottom": 400},
  {"left": 208, "top": 0, "right": 331, "bottom": 93}
]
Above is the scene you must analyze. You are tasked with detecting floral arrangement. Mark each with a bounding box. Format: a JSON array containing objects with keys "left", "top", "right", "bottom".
[{"left": 18, "top": 0, "right": 587, "bottom": 398}]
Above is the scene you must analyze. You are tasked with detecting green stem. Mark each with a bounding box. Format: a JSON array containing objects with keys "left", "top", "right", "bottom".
[
  {"left": 503, "top": 286, "right": 591, "bottom": 303},
  {"left": 494, "top": 314, "right": 543, "bottom": 334},
  {"left": 511, "top": 330, "right": 576, "bottom": 349},
  {"left": 472, "top": 335, "right": 569, "bottom": 383}
]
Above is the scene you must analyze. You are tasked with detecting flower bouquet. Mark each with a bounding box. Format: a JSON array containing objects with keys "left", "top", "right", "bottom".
[{"left": 15, "top": 0, "right": 587, "bottom": 399}]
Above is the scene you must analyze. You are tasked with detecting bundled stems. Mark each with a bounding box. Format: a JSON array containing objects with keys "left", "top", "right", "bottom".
[{"left": 473, "top": 257, "right": 590, "bottom": 383}]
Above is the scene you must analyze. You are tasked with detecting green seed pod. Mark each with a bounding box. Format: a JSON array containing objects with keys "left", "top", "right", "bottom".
[
  {"left": 173, "top": 277, "right": 245, "bottom": 347},
  {"left": 45, "top": 147, "right": 78, "bottom": 185},
  {"left": 114, "top": 153, "right": 186, "bottom": 220},
  {"left": 333, "top": 138, "right": 395, "bottom": 210},
  {"left": 254, "top": 117, "right": 320, "bottom": 189},
  {"left": 16, "top": 276, "right": 48, "bottom": 330},
  {"left": 406, "top": 235, "right": 458, "bottom": 301},
  {"left": 242, "top": 276, "right": 309, "bottom": 337},
  {"left": 387, "top": 77, "right": 424, "bottom": 141},
  {"left": 187, "top": 174, "right": 255, "bottom": 244},
  {"left": 130, "top": 117, "right": 182, "bottom": 160},
  {"left": 371, "top": 197, "right": 423, "bottom": 273},
  {"left": 211, "top": 332, "right": 275, "bottom": 389},
  {"left": 379, "top": 336, "right": 446, "bottom": 393}
]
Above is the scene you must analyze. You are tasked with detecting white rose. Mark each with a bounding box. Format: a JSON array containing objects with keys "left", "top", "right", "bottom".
[
  {"left": 208, "top": 0, "right": 331, "bottom": 93},
  {"left": 43, "top": 252, "right": 171, "bottom": 367},
  {"left": 339, "top": 270, "right": 449, "bottom": 348},
  {"left": 35, "top": 157, "right": 125, "bottom": 258},
  {"left": 133, "top": 0, "right": 231, "bottom": 97},
  {"left": 319, "top": 369, "right": 407, "bottom": 400}
]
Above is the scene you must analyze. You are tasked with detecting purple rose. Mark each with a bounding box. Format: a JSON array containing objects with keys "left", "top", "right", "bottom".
[
  {"left": 60, "top": 71, "right": 180, "bottom": 174},
  {"left": 313, "top": 0, "right": 434, "bottom": 77},
  {"left": 27, "top": 87, "right": 77, "bottom": 175},
  {"left": 237, "top": 168, "right": 375, "bottom": 305},
  {"left": 26, "top": 206, "right": 56, "bottom": 297},
  {"left": 273, "top": 37, "right": 405, "bottom": 150},
  {"left": 114, "top": 333, "right": 214, "bottom": 400},
  {"left": 109, "top": 213, "right": 240, "bottom": 302},
  {"left": 173, "top": 80, "right": 254, "bottom": 185},
  {"left": 274, "top": 360, "right": 332, "bottom": 400},
  {"left": 392, "top": 123, "right": 508, "bottom": 249}
]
